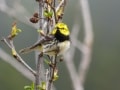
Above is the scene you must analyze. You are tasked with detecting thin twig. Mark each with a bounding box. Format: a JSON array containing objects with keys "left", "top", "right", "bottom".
[
  {"left": 45, "top": 1, "right": 57, "bottom": 24},
  {"left": 53, "top": 8, "right": 57, "bottom": 24},
  {"left": 56, "top": 0, "right": 65, "bottom": 12},
  {"left": 35, "top": 54, "right": 43, "bottom": 90},
  {"left": 0, "top": 48, "right": 34, "bottom": 81},
  {"left": 1, "top": 38, "right": 36, "bottom": 76},
  {"left": 39, "top": 0, "right": 44, "bottom": 29},
  {"left": 47, "top": 55, "right": 57, "bottom": 90}
]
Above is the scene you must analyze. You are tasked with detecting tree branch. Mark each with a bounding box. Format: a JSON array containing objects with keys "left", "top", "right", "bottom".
[
  {"left": 1, "top": 38, "right": 36, "bottom": 76},
  {"left": 79, "top": 0, "right": 94, "bottom": 85},
  {"left": 0, "top": 48, "right": 34, "bottom": 81}
]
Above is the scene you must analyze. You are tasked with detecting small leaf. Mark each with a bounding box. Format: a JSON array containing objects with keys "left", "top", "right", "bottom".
[
  {"left": 53, "top": 69, "right": 59, "bottom": 81},
  {"left": 37, "top": 30, "right": 45, "bottom": 36},
  {"left": 44, "top": 10, "right": 49, "bottom": 17},
  {"left": 44, "top": 59, "right": 51, "bottom": 65},
  {"left": 48, "top": 11, "right": 53, "bottom": 17},
  {"left": 31, "top": 82, "right": 35, "bottom": 90},
  {"left": 17, "top": 29, "right": 22, "bottom": 33},
  {"left": 56, "top": 7, "right": 64, "bottom": 19},
  {"left": 24, "top": 86, "right": 32, "bottom": 90},
  {"left": 37, "top": 30, "right": 41, "bottom": 33},
  {"left": 44, "top": 10, "right": 53, "bottom": 18},
  {"left": 37, "top": 29, "right": 44, "bottom": 34},
  {"left": 11, "top": 22, "right": 21, "bottom": 37},
  {"left": 24, "top": 83, "right": 35, "bottom": 90},
  {"left": 11, "top": 48, "right": 17, "bottom": 57},
  {"left": 39, "top": 82, "right": 46, "bottom": 90},
  {"left": 8, "top": 22, "right": 22, "bottom": 39}
]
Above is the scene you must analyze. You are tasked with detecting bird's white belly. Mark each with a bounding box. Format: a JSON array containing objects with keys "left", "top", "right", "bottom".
[
  {"left": 57, "top": 41, "right": 70, "bottom": 56},
  {"left": 43, "top": 41, "right": 70, "bottom": 56}
]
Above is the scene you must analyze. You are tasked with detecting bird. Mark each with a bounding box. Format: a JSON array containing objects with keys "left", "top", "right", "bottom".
[{"left": 19, "top": 22, "right": 70, "bottom": 57}]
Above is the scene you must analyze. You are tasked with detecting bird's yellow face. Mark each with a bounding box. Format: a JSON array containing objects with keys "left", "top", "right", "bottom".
[{"left": 51, "top": 23, "right": 70, "bottom": 36}]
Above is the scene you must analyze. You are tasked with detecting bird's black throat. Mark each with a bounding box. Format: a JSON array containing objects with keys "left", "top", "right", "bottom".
[{"left": 54, "top": 29, "right": 70, "bottom": 42}]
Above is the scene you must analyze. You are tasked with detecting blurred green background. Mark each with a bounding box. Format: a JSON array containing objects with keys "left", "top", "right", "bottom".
[{"left": 0, "top": 0, "right": 120, "bottom": 90}]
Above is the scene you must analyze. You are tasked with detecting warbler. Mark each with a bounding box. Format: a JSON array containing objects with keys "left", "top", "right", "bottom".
[{"left": 19, "top": 23, "right": 70, "bottom": 56}]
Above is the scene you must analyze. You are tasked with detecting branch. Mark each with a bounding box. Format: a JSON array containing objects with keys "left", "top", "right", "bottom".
[
  {"left": 35, "top": 0, "right": 44, "bottom": 89},
  {"left": 79, "top": 0, "right": 94, "bottom": 85},
  {"left": 47, "top": 55, "right": 58, "bottom": 90},
  {"left": 1, "top": 38, "right": 36, "bottom": 76},
  {"left": 0, "top": 48, "right": 34, "bottom": 81}
]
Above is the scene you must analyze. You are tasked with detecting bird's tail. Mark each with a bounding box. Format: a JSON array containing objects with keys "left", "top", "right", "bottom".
[
  {"left": 19, "top": 44, "right": 42, "bottom": 54},
  {"left": 19, "top": 47, "right": 34, "bottom": 54}
]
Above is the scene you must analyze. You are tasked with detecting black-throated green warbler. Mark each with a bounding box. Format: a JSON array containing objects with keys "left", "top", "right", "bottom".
[{"left": 19, "top": 23, "right": 70, "bottom": 56}]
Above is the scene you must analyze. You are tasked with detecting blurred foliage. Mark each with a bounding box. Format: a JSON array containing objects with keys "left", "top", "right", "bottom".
[{"left": 0, "top": 0, "right": 120, "bottom": 90}]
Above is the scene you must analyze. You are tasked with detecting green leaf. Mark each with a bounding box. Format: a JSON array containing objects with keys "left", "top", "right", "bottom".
[
  {"left": 24, "top": 86, "right": 32, "bottom": 90},
  {"left": 11, "top": 22, "right": 22, "bottom": 37},
  {"left": 17, "top": 29, "right": 22, "bottom": 33},
  {"left": 24, "top": 82, "right": 35, "bottom": 90},
  {"left": 11, "top": 48, "right": 17, "bottom": 56},
  {"left": 39, "top": 82, "right": 46, "bottom": 90},
  {"left": 53, "top": 69, "right": 59, "bottom": 81},
  {"left": 44, "top": 10, "right": 53, "bottom": 18},
  {"left": 53, "top": 73, "right": 59, "bottom": 81},
  {"left": 48, "top": 11, "right": 53, "bottom": 17},
  {"left": 31, "top": 82, "right": 35, "bottom": 90},
  {"left": 44, "top": 59, "right": 51, "bottom": 65},
  {"left": 44, "top": 10, "right": 49, "bottom": 17}
]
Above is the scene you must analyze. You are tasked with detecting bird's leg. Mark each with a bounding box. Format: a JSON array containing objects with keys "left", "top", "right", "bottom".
[
  {"left": 59, "top": 56, "right": 64, "bottom": 62},
  {"left": 39, "top": 52, "right": 43, "bottom": 57},
  {"left": 55, "top": 46, "right": 60, "bottom": 54}
]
